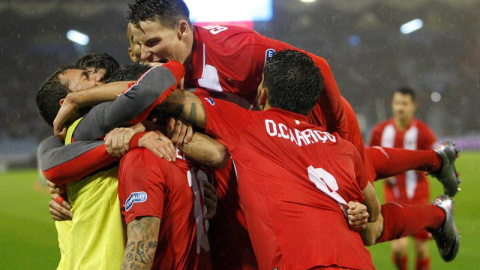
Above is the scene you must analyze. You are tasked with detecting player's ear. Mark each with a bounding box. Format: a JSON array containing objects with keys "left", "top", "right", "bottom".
[
  {"left": 59, "top": 98, "right": 65, "bottom": 106},
  {"left": 258, "top": 87, "right": 268, "bottom": 107},
  {"left": 128, "top": 48, "right": 137, "bottom": 63},
  {"left": 178, "top": 20, "right": 189, "bottom": 40}
]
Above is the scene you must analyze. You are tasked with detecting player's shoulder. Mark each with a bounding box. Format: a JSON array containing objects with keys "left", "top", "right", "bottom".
[
  {"left": 414, "top": 119, "right": 435, "bottom": 133},
  {"left": 371, "top": 119, "right": 391, "bottom": 133},
  {"left": 195, "top": 25, "right": 259, "bottom": 42}
]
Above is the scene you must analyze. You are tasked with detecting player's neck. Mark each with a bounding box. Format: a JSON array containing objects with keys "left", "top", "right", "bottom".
[{"left": 394, "top": 117, "right": 413, "bottom": 130}]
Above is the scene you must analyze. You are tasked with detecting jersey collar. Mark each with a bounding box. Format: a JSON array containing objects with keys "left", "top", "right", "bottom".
[{"left": 265, "top": 107, "right": 309, "bottom": 123}]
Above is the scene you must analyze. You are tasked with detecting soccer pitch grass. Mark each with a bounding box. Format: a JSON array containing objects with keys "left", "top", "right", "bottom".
[{"left": 0, "top": 152, "right": 478, "bottom": 269}]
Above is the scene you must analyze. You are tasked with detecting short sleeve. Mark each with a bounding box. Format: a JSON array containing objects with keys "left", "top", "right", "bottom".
[
  {"left": 118, "top": 148, "right": 166, "bottom": 224},
  {"left": 200, "top": 97, "right": 252, "bottom": 150},
  {"left": 418, "top": 123, "right": 437, "bottom": 150},
  {"left": 369, "top": 124, "right": 382, "bottom": 147}
]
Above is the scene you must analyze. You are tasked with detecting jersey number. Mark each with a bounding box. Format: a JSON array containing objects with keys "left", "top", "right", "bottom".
[
  {"left": 307, "top": 166, "right": 348, "bottom": 207},
  {"left": 187, "top": 169, "right": 210, "bottom": 253},
  {"left": 203, "top": 25, "right": 228, "bottom": 35}
]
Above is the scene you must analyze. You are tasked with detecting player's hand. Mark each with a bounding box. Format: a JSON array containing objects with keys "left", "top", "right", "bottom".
[
  {"left": 138, "top": 131, "right": 176, "bottom": 162},
  {"left": 347, "top": 201, "right": 369, "bottom": 231},
  {"left": 47, "top": 180, "right": 65, "bottom": 195},
  {"left": 53, "top": 95, "right": 79, "bottom": 140},
  {"left": 203, "top": 181, "right": 218, "bottom": 220},
  {"left": 104, "top": 123, "right": 145, "bottom": 158},
  {"left": 49, "top": 195, "right": 73, "bottom": 221},
  {"left": 167, "top": 117, "right": 194, "bottom": 147},
  {"left": 47, "top": 181, "right": 73, "bottom": 221}
]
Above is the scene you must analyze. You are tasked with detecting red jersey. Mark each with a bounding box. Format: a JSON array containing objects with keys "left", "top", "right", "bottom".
[
  {"left": 118, "top": 148, "right": 211, "bottom": 269},
  {"left": 200, "top": 97, "right": 374, "bottom": 270},
  {"left": 369, "top": 118, "right": 436, "bottom": 203},
  {"left": 185, "top": 24, "right": 375, "bottom": 178}
]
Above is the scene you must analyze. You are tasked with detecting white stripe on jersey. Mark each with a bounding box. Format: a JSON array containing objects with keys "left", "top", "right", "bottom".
[
  {"left": 381, "top": 122, "right": 419, "bottom": 199},
  {"left": 381, "top": 124, "right": 395, "bottom": 148},
  {"left": 197, "top": 43, "right": 223, "bottom": 92}
]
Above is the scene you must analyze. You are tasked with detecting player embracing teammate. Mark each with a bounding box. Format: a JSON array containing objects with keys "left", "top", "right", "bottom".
[{"left": 38, "top": 0, "right": 461, "bottom": 269}]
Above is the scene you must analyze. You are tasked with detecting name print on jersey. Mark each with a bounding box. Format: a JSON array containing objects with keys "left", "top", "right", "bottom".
[{"left": 265, "top": 119, "right": 336, "bottom": 147}]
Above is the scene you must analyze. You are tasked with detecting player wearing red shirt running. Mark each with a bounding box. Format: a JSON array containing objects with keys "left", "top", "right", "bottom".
[{"left": 370, "top": 88, "right": 436, "bottom": 270}]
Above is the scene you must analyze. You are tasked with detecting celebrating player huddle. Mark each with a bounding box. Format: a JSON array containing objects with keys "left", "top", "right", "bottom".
[{"left": 36, "top": 0, "right": 461, "bottom": 269}]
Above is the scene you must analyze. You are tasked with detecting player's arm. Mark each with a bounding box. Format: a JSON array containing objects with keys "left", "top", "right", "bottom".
[
  {"left": 180, "top": 132, "right": 229, "bottom": 168},
  {"left": 165, "top": 118, "right": 228, "bottom": 168},
  {"left": 39, "top": 136, "right": 118, "bottom": 186},
  {"left": 122, "top": 217, "right": 160, "bottom": 270},
  {"left": 156, "top": 89, "right": 207, "bottom": 128},
  {"left": 352, "top": 143, "right": 380, "bottom": 222},
  {"left": 362, "top": 182, "right": 380, "bottom": 223}
]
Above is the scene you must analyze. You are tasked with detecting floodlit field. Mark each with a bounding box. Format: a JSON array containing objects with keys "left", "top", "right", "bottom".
[{"left": 0, "top": 152, "right": 478, "bottom": 269}]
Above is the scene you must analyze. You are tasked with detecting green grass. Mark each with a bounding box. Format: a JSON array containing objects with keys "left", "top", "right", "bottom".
[
  {"left": 368, "top": 151, "right": 479, "bottom": 270},
  {"left": 0, "top": 170, "right": 59, "bottom": 269},
  {"left": 0, "top": 152, "right": 478, "bottom": 269}
]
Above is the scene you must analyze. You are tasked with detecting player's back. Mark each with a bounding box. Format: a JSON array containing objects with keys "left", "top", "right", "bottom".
[
  {"left": 230, "top": 109, "right": 374, "bottom": 270},
  {"left": 119, "top": 149, "right": 211, "bottom": 269}
]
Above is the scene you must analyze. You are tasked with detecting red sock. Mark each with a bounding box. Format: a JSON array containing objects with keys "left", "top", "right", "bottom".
[
  {"left": 416, "top": 257, "right": 430, "bottom": 270},
  {"left": 393, "top": 255, "right": 408, "bottom": 270},
  {"left": 377, "top": 202, "right": 445, "bottom": 243},
  {"left": 367, "top": 147, "right": 442, "bottom": 180}
]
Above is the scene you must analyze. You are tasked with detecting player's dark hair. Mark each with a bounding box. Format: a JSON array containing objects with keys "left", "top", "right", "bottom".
[
  {"left": 36, "top": 66, "right": 74, "bottom": 126},
  {"left": 107, "top": 63, "right": 151, "bottom": 82},
  {"left": 394, "top": 87, "right": 416, "bottom": 102},
  {"left": 263, "top": 50, "right": 324, "bottom": 115},
  {"left": 74, "top": 53, "right": 120, "bottom": 82},
  {"left": 127, "top": 0, "right": 192, "bottom": 28}
]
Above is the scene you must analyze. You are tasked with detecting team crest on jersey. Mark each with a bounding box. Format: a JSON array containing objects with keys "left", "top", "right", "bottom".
[
  {"left": 125, "top": 191, "right": 147, "bottom": 211},
  {"left": 265, "top": 49, "right": 276, "bottom": 62},
  {"left": 204, "top": 97, "right": 215, "bottom": 106}
]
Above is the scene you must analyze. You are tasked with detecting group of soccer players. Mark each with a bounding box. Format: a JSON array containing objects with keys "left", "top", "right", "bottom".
[{"left": 36, "top": 0, "right": 461, "bottom": 269}]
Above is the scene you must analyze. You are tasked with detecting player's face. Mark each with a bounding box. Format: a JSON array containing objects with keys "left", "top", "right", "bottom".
[
  {"left": 127, "top": 23, "right": 142, "bottom": 63},
  {"left": 131, "top": 20, "right": 192, "bottom": 64},
  {"left": 391, "top": 93, "right": 416, "bottom": 122},
  {"left": 85, "top": 67, "right": 106, "bottom": 83},
  {"left": 59, "top": 69, "right": 104, "bottom": 92}
]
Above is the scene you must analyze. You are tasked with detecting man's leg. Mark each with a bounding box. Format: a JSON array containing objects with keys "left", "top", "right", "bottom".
[
  {"left": 367, "top": 147, "right": 441, "bottom": 178},
  {"left": 390, "top": 238, "right": 408, "bottom": 270},
  {"left": 361, "top": 196, "right": 459, "bottom": 262},
  {"left": 414, "top": 237, "right": 431, "bottom": 270},
  {"left": 367, "top": 142, "right": 460, "bottom": 197}
]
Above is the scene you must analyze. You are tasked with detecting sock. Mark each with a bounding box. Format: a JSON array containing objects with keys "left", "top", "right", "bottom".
[
  {"left": 393, "top": 255, "right": 408, "bottom": 270},
  {"left": 377, "top": 202, "right": 445, "bottom": 243},
  {"left": 416, "top": 257, "right": 430, "bottom": 270},
  {"left": 367, "top": 147, "right": 442, "bottom": 180}
]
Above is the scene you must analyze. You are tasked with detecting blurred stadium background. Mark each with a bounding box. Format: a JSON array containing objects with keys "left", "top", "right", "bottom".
[{"left": 0, "top": 0, "right": 478, "bottom": 269}]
